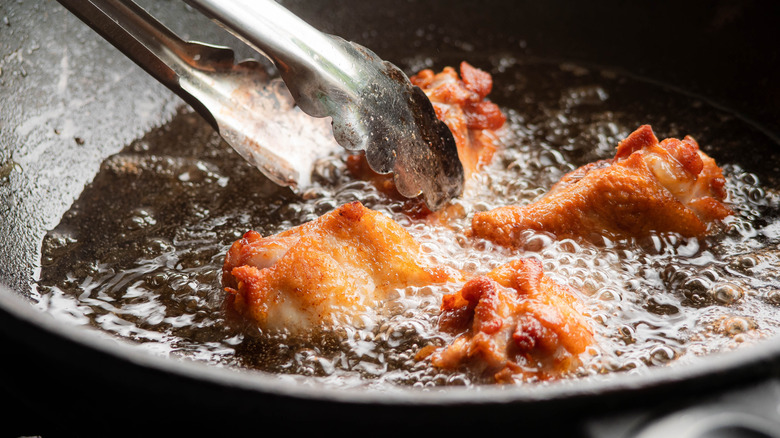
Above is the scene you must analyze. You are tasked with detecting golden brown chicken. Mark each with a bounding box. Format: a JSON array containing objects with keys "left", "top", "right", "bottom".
[
  {"left": 222, "top": 202, "right": 455, "bottom": 334},
  {"left": 427, "top": 258, "right": 593, "bottom": 383},
  {"left": 410, "top": 61, "right": 506, "bottom": 179},
  {"left": 471, "top": 125, "right": 732, "bottom": 246},
  {"left": 346, "top": 62, "right": 506, "bottom": 217},
  {"left": 223, "top": 202, "right": 592, "bottom": 381}
]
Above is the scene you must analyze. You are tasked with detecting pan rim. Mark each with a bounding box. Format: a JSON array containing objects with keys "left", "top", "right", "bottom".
[{"left": 2, "top": 280, "right": 778, "bottom": 409}]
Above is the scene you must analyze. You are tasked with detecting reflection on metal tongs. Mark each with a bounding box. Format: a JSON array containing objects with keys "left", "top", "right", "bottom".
[{"left": 56, "top": 0, "right": 464, "bottom": 210}]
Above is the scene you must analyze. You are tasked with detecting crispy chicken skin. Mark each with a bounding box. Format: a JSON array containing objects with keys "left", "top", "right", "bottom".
[
  {"left": 430, "top": 258, "right": 593, "bottom": 382},
  {"left": 471, "top": 125, "right": 732, "bottom": 246},
  {"left": 222, "top": 202, "right": 454, "bottom": 334},
  {"left": 346, "top": 62, "right": 506, "bottom": 215},
  {"left": 410, "top": 61, "right": 506, "bottom": 179},
  {"left": 224, "top": 202, "right": 592, "bottom": 379}
]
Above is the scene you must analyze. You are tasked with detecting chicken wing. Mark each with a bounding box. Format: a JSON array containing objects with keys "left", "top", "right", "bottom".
[
  {"left": 222, "top": 201, "right": 455, "bottom": 334},
  {"left": 471, "top": 125, "right": 731, "bottom": 246},
  {"left": 346, "top": 62, "right": 506, "bottom": 216},
  {"left": 223, "top": 201, "right": 593, "bottom": 383},
  {"left": 429, "top": 258, "right": 593, "bottom": 383}
]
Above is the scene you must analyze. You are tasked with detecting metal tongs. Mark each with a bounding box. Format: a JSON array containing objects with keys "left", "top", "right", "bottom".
[{"left": 56, "top": 0, "right": 464, "bottom": 210}]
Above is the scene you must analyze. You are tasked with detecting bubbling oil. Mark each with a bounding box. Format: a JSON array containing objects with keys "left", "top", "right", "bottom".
[{"left": 36, "top": 58, "right": 780, "bottom": 387}]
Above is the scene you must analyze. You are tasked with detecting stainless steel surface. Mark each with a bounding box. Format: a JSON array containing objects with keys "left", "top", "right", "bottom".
[
  {"left": 588, "top": 379, "right": 780, "bottom": 438},
  {"left": 57, "top": 0, "right": 464, "bottom": 209},
  {"left": 185, "top": 0, "right": 464, "bottom": 209},
  {"left": 56, "top": 0, "right": 340, "bottom": 190}
]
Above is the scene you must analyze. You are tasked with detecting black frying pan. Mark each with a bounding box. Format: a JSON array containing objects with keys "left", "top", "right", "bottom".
[{"left": 2, "top": 1, "right": 780, "bottom": 435}]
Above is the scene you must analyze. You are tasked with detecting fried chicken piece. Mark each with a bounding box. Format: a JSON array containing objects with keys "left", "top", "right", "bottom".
[
  {"left": 346, "top": 62, "right": 506, "bottom": 216},
  {"left": 471, "top": 125, "right": 732, "bottom": 246},
  {"left": 222, "top": 202, "right": 454, "bottom": 334},
  {"left": 430, "top": 258, "right": 593, "bottom": 382},
  {"left": 224, "top": 203, "right": 593, "bottom": 379},
  {"left": 411, "top": 61, "right": 506, "bottom": 179}
]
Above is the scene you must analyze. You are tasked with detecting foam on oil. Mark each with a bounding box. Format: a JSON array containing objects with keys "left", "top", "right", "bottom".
[{"left": 36, "top": 58, "right": 780, "bottom": 387}]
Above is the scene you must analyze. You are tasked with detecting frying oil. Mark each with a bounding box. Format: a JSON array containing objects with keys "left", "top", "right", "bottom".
[{"left": 36, "top": 58, "right": 780, "bottom": 388}]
